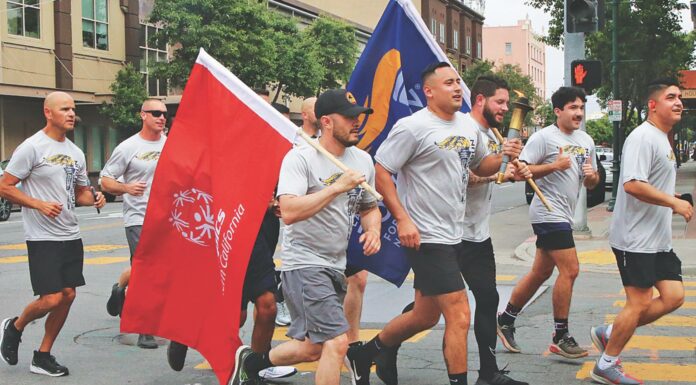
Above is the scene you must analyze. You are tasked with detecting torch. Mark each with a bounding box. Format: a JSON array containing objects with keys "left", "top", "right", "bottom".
[{"left": 491, "top": 91, "right": 552, "bottom": 211}]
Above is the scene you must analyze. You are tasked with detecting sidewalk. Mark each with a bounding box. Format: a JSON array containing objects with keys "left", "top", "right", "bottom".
[{"left": 514, "top": 160, "right": 696, "bottom": 276}]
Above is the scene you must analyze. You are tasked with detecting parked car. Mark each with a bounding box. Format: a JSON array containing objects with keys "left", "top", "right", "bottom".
[
  {"left": 600, "top": 156, "right": 613, "bottom": 190},
  {"left": 525, "top": 155, "right": 606, "bottom": 208},
  {"left": 0, "top": 159, "right": 12, "bottom": 221},
  {"left": 595, "top": 146, "right": 613, "bottom": 162}
]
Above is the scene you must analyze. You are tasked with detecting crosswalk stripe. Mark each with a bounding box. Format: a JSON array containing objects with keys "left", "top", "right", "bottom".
[
  {"left": 576, "top": 361, "right": 696, "bottom": 382},
  {"left": 621, "top": 335, "right": 696, "bottom": 351},
  {"left": 0, "top": 256, "right": 27, "bottom": 263},
  {"left": 614, "top": 300, "right": 696, "bottom": 310},
  {"left": 0, "top": 244, "right": 25, "bottom": 250},
  {"left": 0, "top": 244, "right": 127, "bottom": 252},
  {"left": 620, "top": 288, "right": 696, "bottom": 297},
  {"left": 605, "top": 314, "right": 696, "bottom": 327},
  {"left": 684, "top": 282, "right": 696, "bottom": 287},
  {"left": 272, "top": 327, "right": 430, "bottom": 343}
]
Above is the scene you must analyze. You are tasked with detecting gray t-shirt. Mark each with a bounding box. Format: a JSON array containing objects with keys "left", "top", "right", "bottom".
[
  {"left": 462, "top": 115, "right": 499, "bottom": 242},
  {"left": 375, "top": 108, "right": 488, "bottom": 244},
  {"left": 520, "top": 124, "right": 596, "bottom": 225},
  {"left": 277, "top": 145, "right": 376, "bottom": 272},
  {"left": 5, "top": 130, "right": 89, "bottom": 241},
  {"left": 609, "top": 122, "right": 676, "bottom": 253},
  {"left": 100, "top": 133, "right": 166, "bottom": 227}
]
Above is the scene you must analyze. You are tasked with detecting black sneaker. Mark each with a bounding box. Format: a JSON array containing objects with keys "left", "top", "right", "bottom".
[
  {"left": 0, "top": 317, "right": 21, "bottom": 365},
  {"left": 475, "top": 368, "right": 529, "bottom": 385},
  {"left": 496, "top": 323, "right": 521, "bottom": 353},
  {"left": 374, "top": 343, "right": 399, "bottom": 385},
  {"left": 346, "top": 343, "right": 372, "bottom": 385},
  {"left": 30, "top": 351, "right": 69, "bottom": 377},
  {"left": 167, "top": 341, "right": 189, "bottom": 371},
  {"left": 106, "top": 283, "right": 126, "bottom": 317},
  {"left": 229, "top": 345, "right": 257, "bottom": 385},
  {"left": 137, "top": 334, "right": 158, "bottom": 349}
]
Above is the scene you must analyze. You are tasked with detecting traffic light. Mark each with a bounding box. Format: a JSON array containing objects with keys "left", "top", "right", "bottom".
[
  {"left": 571, "top": 60, "right": 602, "bottom": 94},
  {"left": 566, "top": 0, "right": 599, "bottom": 33}
]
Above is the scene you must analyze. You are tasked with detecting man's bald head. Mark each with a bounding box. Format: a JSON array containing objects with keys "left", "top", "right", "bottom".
[
  {"left": 44, "top": 91, "right": 74, "bottom": 109},
  {"left": 301, "top": 97, "right": 318, "bottom": 128}
]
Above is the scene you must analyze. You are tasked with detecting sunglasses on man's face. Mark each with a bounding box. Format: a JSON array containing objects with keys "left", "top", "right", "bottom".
[{"left": 143, "top": 110, "right": 168, "bottom": 119}]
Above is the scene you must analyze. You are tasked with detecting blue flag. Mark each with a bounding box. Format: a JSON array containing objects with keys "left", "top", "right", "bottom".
[{"left": 346, "top": 0, "right": 471, "bottom": 287}]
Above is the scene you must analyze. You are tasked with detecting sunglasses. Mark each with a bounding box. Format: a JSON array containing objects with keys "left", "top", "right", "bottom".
[{"left": 143, "top": 110, "right": 168, "bottom": 118}]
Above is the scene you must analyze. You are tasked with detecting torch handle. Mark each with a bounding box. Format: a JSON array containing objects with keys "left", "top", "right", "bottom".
[{"left": 495, "top": 128, "right": 520, "bottom": 184}]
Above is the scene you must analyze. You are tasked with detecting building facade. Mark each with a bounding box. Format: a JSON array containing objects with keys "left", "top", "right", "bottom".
[{"left": 482, "top": 18, "right": 546, "bottom": 100}]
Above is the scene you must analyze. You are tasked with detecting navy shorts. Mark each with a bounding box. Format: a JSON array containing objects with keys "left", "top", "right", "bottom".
[{"left": 532, "top": 222, "right": 575, "bottom": 250}]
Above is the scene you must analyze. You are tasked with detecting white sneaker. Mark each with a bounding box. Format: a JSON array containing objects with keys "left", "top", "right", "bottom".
[
  {"left": 275, "top": 301, "right": 291, "bottom": 326},
  {"left": 259, "top": 365, "right": 297, "bottom": 379}
]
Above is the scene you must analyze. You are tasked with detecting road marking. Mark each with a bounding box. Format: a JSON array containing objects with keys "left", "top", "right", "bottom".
[
  {"left": 614, "top": 300, "right": 696, "bottom": 310},
  {"left": 271, "top": 327, "right": 430, "bottom": 343},
  {"left": 0, "top": 244, "right": 25, "bottom": 250},
  {"left": 194, "top": 360, "right": 376, "bottom": 373},
  {"left": 0, "top": 256, "right": 27, "bottom": 263},
  {"left": 605, "top": 314, "right": 696, "bottom": 327},
  {"left": 619, "top": 335, "right": 696, "bottom": 351},
  {"left": 619, "top": 288, "right": 696, "bottom": 297},
  {"left": 84, "top": 257, "right": 129, "bottom": 265},
  {"left": 684, "top": 282, "right": 695, "bottom": 287},
  {"left": 406, "top": 272, "right": 516, "bottom": 282},
  {"left": 576, "top": 362, "right": 696, "bottom": 382},
  {"left": 0, "top": 244, "right": 127, "bottom": 252},
  {"left": 577, "top": 249, "right": 615, "bottom": 265}
]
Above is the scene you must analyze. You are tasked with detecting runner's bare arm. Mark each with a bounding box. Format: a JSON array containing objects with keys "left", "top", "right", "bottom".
[
  {"left": 0, "top": 171, "right": 62, "bottom": 217},
  {"left": 624, "top": 180, "right": 693, "bottom": 222},
  {"left": 359, "top": 204, "right": 381, "bottom": 256}
]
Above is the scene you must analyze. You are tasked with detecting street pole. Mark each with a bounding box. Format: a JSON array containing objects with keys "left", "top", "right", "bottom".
[
  {"left": 566, "top": 28, "right": 590, "bottom": 235},
  {"left": 608, "top": 0, "right": 621, "bottom": 211}
]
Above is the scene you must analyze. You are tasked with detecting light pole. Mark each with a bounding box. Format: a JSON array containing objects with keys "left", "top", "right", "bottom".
[{"left": 607, "top": 0, "right": 622, "bottom": 211}]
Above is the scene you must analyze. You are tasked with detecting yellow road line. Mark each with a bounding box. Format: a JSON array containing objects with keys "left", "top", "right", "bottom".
[
  {"left": 272, "top": 327, "right": 430, "bottom": 343},
  {"left": 84, "top": 257, "right": 130, "bottom": 265},
  {"left": 614, "top": 300, "right": 696, "bottom": 310},
  {"left": 621, "top": 335, "right": 696, "bottom": 351},
  {"left": 577, "top": 362, "right": 696, "bottom": 382},
  {"left": 195, "top": 359, "right": 376, "bottom": 373},
  {"left": 605, "top": 314, "right": 696, "bottom": 327},
  {"left": 578, "top": 249, "right": 615, "bottom": 265},
  {"left": 620, "top": 288, "right": 696, "bottom": 297},
  {"left": 684, "top": 282, "right": 696, "bottom": 287},
  {"left": 0, "top": 244, "right": 25, "bottom": 250},
  {"left": 0, "top": 244, "right": 127, "bottom": 252},
  {"left": 406, "top": 272, "right": 517, "bottom": 282},
  {"left": 0, "top": 256, "right": 27, "bottom": 263}
]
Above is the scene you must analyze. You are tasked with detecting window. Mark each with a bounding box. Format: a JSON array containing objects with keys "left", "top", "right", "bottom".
[
  {"left": 453, "top": 30, "right": 459, "bottom": 50},
  {"left": 439, "top": 23, "right": 445, "bottom": 44},
  {"left": 82, "top": 0, "right": 108, "bottom": 50},
  {"left": 7, "top": 0, "right": 40, "bottom": 38},
  {"left": 140, "top": 24, "right": 168, "bottom": 97},
  {"left": 466, "top": 35, "right": 472, "bottom": 55},
  {"left": 477, "top": 41, "right": 482, "bottom": 59},
  {"left": 505, "top": 42, "right": 512, "bottom": 55},
  {"left": 431, "top": 18, "right": 437, "bottom": 36}
]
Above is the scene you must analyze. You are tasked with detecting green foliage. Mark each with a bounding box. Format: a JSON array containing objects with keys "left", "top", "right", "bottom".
[
  {"left": 147, "top": 0, "right": 355, "bottom": 99},
  {"left": 101, "top": 64, "right": 148, "bottom": 136},
  {"left": 535, "top": 100, "right": 557, "bottom": 127},
  {"left": 462, "top": 60, "right": 542, "bottom": 129},
  {"left": 524, "top": 0, "right": 695, "bottom": 130},
  {"left": 586, "top": 116, "right": 613, "bottom": 145},
  {"left": 303, "top": 17, "right": 359, "bottom": 93}
]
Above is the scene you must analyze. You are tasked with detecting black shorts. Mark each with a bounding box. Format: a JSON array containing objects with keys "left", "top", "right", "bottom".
[
  {"left": 241, "top": 225, "right": 278, "bottom": 310},
  {"left": 532, "top": 222, "right": 575, "bottom": 250},
  {"left": 460, "top": 238, "right": 496, "bottom": 290},
  {"left": 406, "top": 242, "right": 466, "bottom": 296},
  {"left": 613, "top": 248, "right": 683, "bottom": 288},
  {"left": 344, "top": 264, "right": 363, "bottom": 278},
  {"left": 27, "top": 239, "right": 85, "bottom": 296}
]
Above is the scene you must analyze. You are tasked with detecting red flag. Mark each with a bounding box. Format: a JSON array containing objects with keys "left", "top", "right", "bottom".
[{"left": 120, "top": 49, "right": 295, "bottom": 385}]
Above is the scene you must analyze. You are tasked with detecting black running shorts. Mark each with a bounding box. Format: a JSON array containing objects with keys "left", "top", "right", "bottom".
[
  {"left": 27, "top": 239, "right": 85, "bottom": 296},
  {"left": 459, "top": 238, "right": 497, "bottom": 290},
  {"left": 532, "top": 222, "right": 575, "bottom": 250},
  {"left": 613, "top": 248, "right": 683, "bottom": 288},
  {"left": 405, "top": 242, "right": 466, "bottom": 296}
]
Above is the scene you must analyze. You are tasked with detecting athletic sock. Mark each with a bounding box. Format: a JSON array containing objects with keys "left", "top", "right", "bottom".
[
  {"left": 605, "top": 324, "right": 613, "bottom": 338},
  {"left": 597, "top": 353, "right": 618, "bottom": 370},
  {"left": 553, "top": 318, "right": 569, "bottom": 343},
  {"left": 245, "top": 351, "right": 273, "bottom": 373},
  {"left": 363, "top": 335, "right": 386, "bottom": 359},
  {"left": 498, "top": 302, "right": 521, "bottom": 326},
  {"left": 448, "top": 371, "right": 467, "bottom": 385}
]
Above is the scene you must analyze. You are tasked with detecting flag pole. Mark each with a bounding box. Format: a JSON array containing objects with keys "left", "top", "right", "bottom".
[{"left": 296, "top": 129, "right": 383, "bottom": 201}]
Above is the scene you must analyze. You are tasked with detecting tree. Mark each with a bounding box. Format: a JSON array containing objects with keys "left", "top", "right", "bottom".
[
  {"left": 101, "top": 64, "right": 148, "bottom": 139},
  {"left": 586, "top": 116, "right": 613, "bottom": 145},
  {"left": 525, "top": 0, "right": 695, "bottom": 130},
  {"left": 147, "top": 0, "right": 339, "bottom": 99},
  {"left": 535, "top": 100, "right": 557, "bottom": 127},
  {"left": 303, "top": 17, "right": 359, "bottom": 94},
  {"left": 461, "top": 60, "right": 542, "bottom": 130}
]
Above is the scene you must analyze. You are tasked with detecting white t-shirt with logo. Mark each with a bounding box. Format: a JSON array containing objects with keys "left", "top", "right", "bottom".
[
  {"left": 520, "top": 124, "right": 596, "bottom": 225},
  {"left": 5, "top": 130, "right": 90, "bottom": 241},
  {"left": 375, "top": 108, "right": 488, "bottom": 245},
  {"left": 100, "top": 133, "right": 167, "bottom": 227},
  {"left": 277, "top": 145, "right": 376, "bottom": 272},
  {"left": 609, "top": 122, "right": 676, "bottom": 253},
  {"left": 462, "top": 115, "right": 500, "bottom": 242}
]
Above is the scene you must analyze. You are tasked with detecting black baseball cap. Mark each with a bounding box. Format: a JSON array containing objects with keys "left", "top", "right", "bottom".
[{"left": 315, "top": 89, "right": 373, "bottom": 118}]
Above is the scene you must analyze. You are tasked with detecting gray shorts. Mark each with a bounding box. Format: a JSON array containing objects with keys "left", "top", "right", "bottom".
[
  {"left": 281, "top": 267, "right": 349, "bottom": 344},
  {"left": 125, "top": 225, "right": 142, "bottom": 261}
]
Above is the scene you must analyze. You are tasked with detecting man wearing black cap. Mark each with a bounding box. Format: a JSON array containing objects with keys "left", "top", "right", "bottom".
[{"left": 231, "top": 89, "right": 382, "bottom": 385}]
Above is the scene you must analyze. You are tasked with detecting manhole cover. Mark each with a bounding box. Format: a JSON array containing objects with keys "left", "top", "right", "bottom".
[{"left": 74, "top": 327, "right": 167, "bottom": 347}]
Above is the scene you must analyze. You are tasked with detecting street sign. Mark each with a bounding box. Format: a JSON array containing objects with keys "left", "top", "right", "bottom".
[{"left": 608, "top": 100, "right": 622, "bottom": 122}]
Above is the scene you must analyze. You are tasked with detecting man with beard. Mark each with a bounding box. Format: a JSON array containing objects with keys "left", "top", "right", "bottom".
[
  {"left": 589, "top": 79, "right": 691, "bottom": 385},
  {"left": 0, "top": 92, "right": 105, "bottom": 376},
  {"left": 346, "top": 62, "right": 529, "bottom": 385},
  {"left": 497, "top": 87, "right": 599, "bottom": 360},
  {"left": 101, "top": 99, "right": 168, "bottom": 349},
  {"left": 231, "top": 89, "right": 382, "bottom": 385}
]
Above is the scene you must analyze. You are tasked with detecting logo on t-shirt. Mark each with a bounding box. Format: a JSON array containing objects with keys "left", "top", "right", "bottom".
[
  {"left": 435, "top": 136, "right": 475, "bottom": 183},
  {"left": 561, "top": 145, "right": 590, "bottom": 177},
  {"left": 321, "top": 172, "right": 365, "bottom": 237},
  {"left": 487, "top": 139, "right": 501, "bottom": 154},
  {"left": 45, "top": 154, "right": 78, "bottom": 209},
  {"left": 135, "top": 151, "right": 161, "bottom": 161}
]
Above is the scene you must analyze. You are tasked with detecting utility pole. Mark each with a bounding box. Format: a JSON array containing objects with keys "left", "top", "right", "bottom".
[{"left": 608, "top": 0, "right": 622, "bottom": 211}]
